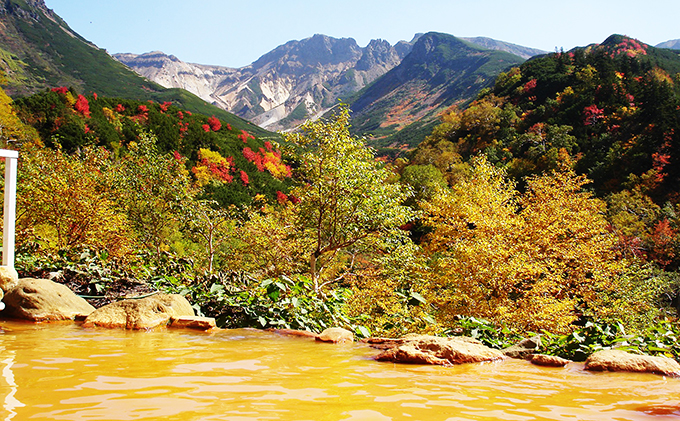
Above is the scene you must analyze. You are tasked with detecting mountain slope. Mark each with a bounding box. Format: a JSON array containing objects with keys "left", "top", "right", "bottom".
[
  {"left": 461, "top": 37, "right": 547, "bottom": 59},
  {"left": 656, "top": 39, "right": 680, "bottom": 50},
  {"left": 413, "top": 34, "right": 680, "bottom": 202},
  {"left": 115, "top": 35, "right": 413, "bottom": 132},
  {"left": 0, "top": 0, "right": 269, "bottom": 137},
  {"left": 348, "top": 32, "right": 525, "bottom": 152}
]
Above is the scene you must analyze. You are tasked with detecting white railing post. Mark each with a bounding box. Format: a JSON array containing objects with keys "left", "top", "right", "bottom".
[{"left": 1, "top": 150, "right": 18, "bottom": 268}]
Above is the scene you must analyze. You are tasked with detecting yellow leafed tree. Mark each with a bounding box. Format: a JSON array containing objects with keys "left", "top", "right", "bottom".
[{"left": 423, "top": 155, "right": 625, "bottom": 333}]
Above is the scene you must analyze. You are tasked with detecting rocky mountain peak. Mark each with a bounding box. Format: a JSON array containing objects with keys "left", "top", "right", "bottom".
[{"left": 118, "top": 34, "right": 414, "bottom": 131}]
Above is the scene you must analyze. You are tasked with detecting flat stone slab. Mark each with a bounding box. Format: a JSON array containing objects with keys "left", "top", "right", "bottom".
[
  {"left": 375, "top": 335, "right": 506, "bottom": 366},
  {"left": 2, "top": 278, "right": 94, "bottom": 321},
  {"left": 169, "top": 316, "right": 216, "bottom": 330},
  {"left": 585, "top": 349, "right": 680, "bottom": 377}
]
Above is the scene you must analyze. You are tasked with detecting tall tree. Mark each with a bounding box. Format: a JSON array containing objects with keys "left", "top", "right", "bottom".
[
  {"left": 422, "top": 155, "right": 626, "bottom": 333},
  {"left": 283, "top": 106, "right": 415, "bottom": 290}
]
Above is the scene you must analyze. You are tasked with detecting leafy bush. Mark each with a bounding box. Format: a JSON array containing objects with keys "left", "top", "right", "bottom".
[
  {"left": 153, "top": 272, "right": 357, "bottom": 334},
  {"left": 541, "top": 320, "right": 680, "bottom": 361},
  {"left": 447, "top": 316, "right": 522, "bottom": 349}
]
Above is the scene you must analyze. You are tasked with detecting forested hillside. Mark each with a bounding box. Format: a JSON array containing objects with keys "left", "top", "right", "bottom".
[{"left": 410, "top": 35, "right": 680, "bottom": 272}]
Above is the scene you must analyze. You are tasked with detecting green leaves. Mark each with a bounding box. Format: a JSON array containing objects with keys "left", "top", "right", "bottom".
[{"left": 283, "top": 105, "right": 416, "bottom": 288}]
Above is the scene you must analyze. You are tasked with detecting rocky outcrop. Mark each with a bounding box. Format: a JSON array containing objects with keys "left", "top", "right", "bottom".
[
  {"left": 1, "top": 278, "right": 95, "bottom": 321},
  {"left": 375, "top": 335, "right": 506, "bottom": 366},
  {"left": 503, "top": 336, "right": 542, "bottom": 359},
  {"left": 531, "top": 354, "right": 570, "bottom": 367},
  {"left": 0, "top": 266, "right": 19, "bottom": 293},
  {"left": 83, "top": 294, "right": 194, "bottom": 330},
  {"left": 316, "top": 327, "right": 354, "bottom": 343},
  {"left": 584, "top": 349, "right": 680, "bottom": 377}
]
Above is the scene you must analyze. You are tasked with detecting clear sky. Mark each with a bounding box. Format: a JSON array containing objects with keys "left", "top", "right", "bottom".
[{"left": 44, "top": 0, "right": 680, "bottom": 68}]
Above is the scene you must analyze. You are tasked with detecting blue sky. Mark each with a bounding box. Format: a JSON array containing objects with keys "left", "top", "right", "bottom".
[{"left": 44, "top": 0, "right": 680, "bottom": 68}]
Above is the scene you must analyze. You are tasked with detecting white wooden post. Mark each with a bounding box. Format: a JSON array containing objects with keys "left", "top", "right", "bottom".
[{"left": 0, "top": 149, "right": 18, "bottom": 268}]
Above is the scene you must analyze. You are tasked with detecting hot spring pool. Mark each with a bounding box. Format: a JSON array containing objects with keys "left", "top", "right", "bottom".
[{"left": 1, "top": 320, "right": 679, "bottom": 420}]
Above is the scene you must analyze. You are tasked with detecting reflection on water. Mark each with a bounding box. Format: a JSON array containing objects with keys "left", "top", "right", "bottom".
[
  {"left": 1, "top": 349, "right": 24, "bottom": 421},
  {"left": 1, "top": 320, "right": 679, "bottom": 420}
]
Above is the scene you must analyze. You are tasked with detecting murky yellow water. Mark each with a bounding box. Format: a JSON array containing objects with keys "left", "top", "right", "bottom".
[{"left": 1, "top": 321, "right": 680, "bottom": 420}]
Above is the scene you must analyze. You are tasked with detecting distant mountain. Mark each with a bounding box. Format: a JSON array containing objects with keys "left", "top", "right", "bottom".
[
  {"left": 348, "top": 32, "right": 525, "bottom": 152},
  {"left": 656, "top": 39, "right": 680, "bottom": 50},
  {"left": 461, "top": 37, "right": 547, "bottom": 59},
  {"left": 115, "top": 35, "right": 413, "bottom": 131},
  {"left": 0, "top": 0, "right": 268, "bottom": 137}
]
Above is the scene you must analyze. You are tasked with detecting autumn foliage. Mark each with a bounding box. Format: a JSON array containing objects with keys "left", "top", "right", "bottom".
[{"left": 421, "top": 156, "right": 627, "bottom": 333}]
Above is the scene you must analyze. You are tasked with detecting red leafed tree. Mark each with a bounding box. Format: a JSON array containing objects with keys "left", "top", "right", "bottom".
[
  {"left": 238, "top": 130, "right": 255, "bottom": 143},
  {"left": 74, "top": 95, "right": 91, "bottom": 118},
  {"left": 207, "top": 116, "right": 221, "bottom": 131},
  {"left": 647, "top": 219, "right": 678, "bottom": 269},
  {"left": 240, "top": 170, "right": 249, "bottom": 186},
  {"left": 583, "top": 104, "right": 604, "bottom": 125}
]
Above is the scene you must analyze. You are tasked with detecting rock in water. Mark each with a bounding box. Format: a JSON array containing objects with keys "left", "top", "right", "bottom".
[
  {"left": 531, "top": 354, "right": 570, "bottom": 367},
  {"left": 2, "top": 278, "right": 95, "bottom": 321},
  {"left": 316, "top": 327, "right": 354, "bottom": 343},
  {"left": 83, "top": 294, "right": 194, "bottom": 330},
  {"left": 169, "top": 315, "right": 216, "bottom": 331},
  {"left": 503, "top": 336, "right": 542, "bottom": 359},
  {"left": 0, "top": 266, "right": 19, "bottom": 293},
  {"left": 585, "top": 349, "right": 680, "bottom": 377},
  {"left": 375, "top": 335, "right": 506, "bottom": 365}
]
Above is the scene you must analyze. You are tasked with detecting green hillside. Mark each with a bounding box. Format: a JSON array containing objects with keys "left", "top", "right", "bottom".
[{"left": 0, "top": 0, "right": 272, "bottom": 138}]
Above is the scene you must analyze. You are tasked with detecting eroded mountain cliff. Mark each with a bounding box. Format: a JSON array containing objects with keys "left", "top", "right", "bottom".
[{"left": 115, "top": 34, "right": 414, "bottom": 131}]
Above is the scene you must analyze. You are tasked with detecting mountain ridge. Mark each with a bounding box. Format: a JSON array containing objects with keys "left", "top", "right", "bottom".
[
  {"left": 115, "top": 34, "right": 413, "bottom": 132},
  {"left": 348, "top": 32, "right": 526, "bottom": 152}
]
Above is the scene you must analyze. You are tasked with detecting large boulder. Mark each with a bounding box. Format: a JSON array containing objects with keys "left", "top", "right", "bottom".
[
  {"left": 585, "top": 349, "right": 680, "bottom": 377},
  {"left": 375, "top": 335, "right": 506, "bottom": 365},
  {"left": 1, "top": 278, "right": 95, "bottom": 321},
  {"left": 0, "top": 266, "right": 19, "bottom": 293},
  {"left": 316, "top": 327, "right": 354, "bottom": 343},
  {"left": 83, "top": 294, "right": 194, "bottom": 330}
]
